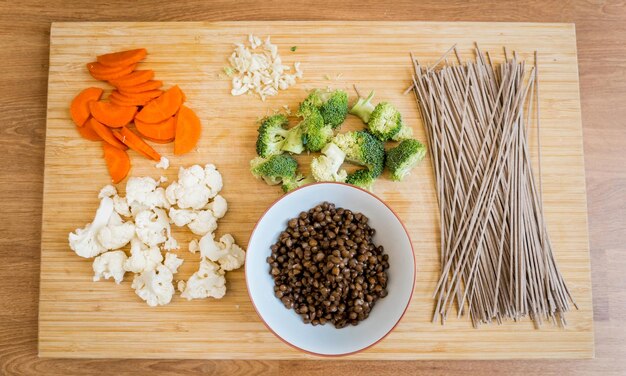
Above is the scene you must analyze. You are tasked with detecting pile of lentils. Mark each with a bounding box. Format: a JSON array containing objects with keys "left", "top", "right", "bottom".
[{"left": 267, "top": 202, "right": 389, "bottom": 328}]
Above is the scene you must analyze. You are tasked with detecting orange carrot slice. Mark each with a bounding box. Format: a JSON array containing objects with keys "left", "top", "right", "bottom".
[
  {"left": 102, "top": 142, "right": 131, "bottom": 183},
  {"left": 88, "top": 118, "right": 128, "bottom": 150},
  {"left": 109, "top": 92, "right": 150, "bottom": 107},
  {"left": 143, "top": 136, "right": 174, "bottom": 144},
  {"left": 174, "top": 105, "right": 201, "bottom": 155},
  {"left": 97, "top": 48, "right": 147, "bottom": 68},
  {"left": 70, "top": 87, "right": 103, "bottom": 127},
  {"left": 113, "top": 127, "right": 161, "bottom": 161},
  {"left": 115, "top": 89, "right": 163, "bottom": 102},
  {"left": 89, "top": 101, "right": 137, "bottom": 128},
  {"left": 76, "top": 117, "right": 102, "bottom": 141},
  {"left": 136, "top": 85, "right": 185, "bottom": 124},
  {"left": 109, "top": 70, "right": 154, "bottom": 88},
  {"left": 135, "top": 116, "right": 176, "bottom": 141},
  {"left": 87, "top": 62, "right": 137, "bottom": 81},
  {"left": 119, "top": 80, "right": 163, "bottom": 93}
]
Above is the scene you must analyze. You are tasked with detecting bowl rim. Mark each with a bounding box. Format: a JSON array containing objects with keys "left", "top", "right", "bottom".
[{"left": 245, "top": 182, "right": 416, "bottom": 357}]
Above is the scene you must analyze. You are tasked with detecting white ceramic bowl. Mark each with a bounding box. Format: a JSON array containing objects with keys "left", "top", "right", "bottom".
[{"left": 246, "top": 182, "right": 415, "bottom": 356}]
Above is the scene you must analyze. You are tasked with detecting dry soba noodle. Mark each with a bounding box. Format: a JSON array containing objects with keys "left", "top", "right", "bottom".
[{"left": 408, "top": 45, "right": 576, "bottom": 327}]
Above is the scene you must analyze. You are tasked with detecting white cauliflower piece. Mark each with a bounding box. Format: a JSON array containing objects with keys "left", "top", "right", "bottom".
[
  {"left": 134, "top": 208, "right": 170, "bottom": 247},
  {"left": 188, "top": 210, "right": 218, "bottom": 236},
  {"left": 68, "top": 196, "right": 114, "bottom": 258},
  {"left": 199, "top": 233, "right": 246, "bottom": 271},
  {"left": 126, "top": 176, "right": 170, "bottom": 211},
  {"left": 165, "top": 164, "right": 222, "bottom": 210},
  {"left": 98, "top": 184, "right": 117, "bottom": 199},
  {"left": 168, "top": 208, "right": 196, "bottom": 227},
  {"left": 188, "top": 239, "right": 199, "bottom": 254},
  {"left": 131, "top": 264, "right": 175, "bottom": 306},
  {"left": 164, "top": 252, "right": 184, "bottom": 274},
  {"left": 206, "top": 195, "right": 227, "bottom": 219},
  {"left": 93, "top": 250, "right": 127, "bottom": 284},
  {"left": 112, "top": 195, "right": 131, "bottom": 217},
  {"left": 97, "top": 212, "right": 135, "bottom": 251},
  {"left": 180, "top": 258, "right": 226, "bottom": 300},
  {"left": 155, "top": 156, "right": 170, "bottom": 170},
  {"left": 123, "top": 238, "right": 163, "bottom": 273}
]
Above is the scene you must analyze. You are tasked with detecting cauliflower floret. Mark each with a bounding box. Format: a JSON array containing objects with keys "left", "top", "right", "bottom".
[
  {"left": 155, "top": 156, "right": 170, "bottom": 170},
  {"left": 206, "top": 195, "right": 227, "bottom": 219},
  {"left": 97, "top": 212, "right": 135, "bottom": 250},
  {"left": 69, "top": 196, "right": 114, "bottom": 258},
  {"left": 131, "top": 264, "right": 175, "bottom": 306},
  {"left": 98, "top": 184, "right": 117, "bottom": 199},
  {"left": 93, "top": 250, "right": 127, "bottom": 284},
  {"left": 164, "top": 252, "right": 184, "bottom": 274},
  {"left": 165, "top": 164, "right": 223, "bottom": 210},
  {"left": 124, "top": 237, "right": 163, "bottom": 273},
  {"left": 168, "top": 208, "right": 218, "bottom": 236},
  {"left": 179, "top": 258, "right": 226, "bottom": 300},
  {"left": 199, "top": 233, "right": 246, "bottom": 271},
  {"left": 126, "top": 176, "right": 170, "bottom": 211},
  {"left": 188, "top": 239, "right": 199, "bottom": 254},
  {"left": 134, "top": 208, "right": 169, "bottom": 247}
]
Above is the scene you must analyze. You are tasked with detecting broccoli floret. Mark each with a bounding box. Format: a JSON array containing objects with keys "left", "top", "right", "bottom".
[
  {"left": 255, "top": 114, "right": 304, "bottom": 156},
  {"left": 299, "top": 89, "right": 349, "bottom": 129},
  {"left": 346, "top": 169, "right": 376, "bottom": 191},
  {"left": 385, "top": 139, "right": 426, "bottom": 181},
  {"left": 281, "top": 174, "right": 314, "bottom": 192},
  {"left": 349, "top": 91, "right": 376, "bottom": 123},
  {"left": 332, "top": 131, "right": 385, "bottom": 177},
  {"left": 256, "top": 114, "right": 289, "bottom": 157},
  {"left": 310, "top": 142, "right": 348, "bottom": 182},
  {"left": 250, "top": 154, "right": 298, "bottom": 186},
  {"left": 367, "top": 102, "right": 403, "bottom": 141},
  {"left": 301, "top": 107, "right": 333, "bottom": 152},
  {"left": 391, "top": 124, "right": 414, "bottom": 141}
]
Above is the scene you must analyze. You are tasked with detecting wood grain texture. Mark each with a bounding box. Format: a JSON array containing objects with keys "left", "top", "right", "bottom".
[
  {"left": 1, "top": 1, "right": 625, "bottom": 375},
  {"left": 38, "top": 21, "right": 592, "bottom": 360}
]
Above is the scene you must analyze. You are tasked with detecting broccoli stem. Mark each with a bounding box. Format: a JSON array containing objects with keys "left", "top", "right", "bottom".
[{"left": 349, "top": 91, "right": 376, "bottom": 123}]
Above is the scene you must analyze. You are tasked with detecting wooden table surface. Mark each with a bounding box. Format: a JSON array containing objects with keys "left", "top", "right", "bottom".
[{"left": 1, "top": 1, "right": 624, "bottom": 375}]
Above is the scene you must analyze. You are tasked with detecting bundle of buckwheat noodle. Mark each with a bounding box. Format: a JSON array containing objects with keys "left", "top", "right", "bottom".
[{"left": 408, "top": 45, "right": 576, "bottom": 327}]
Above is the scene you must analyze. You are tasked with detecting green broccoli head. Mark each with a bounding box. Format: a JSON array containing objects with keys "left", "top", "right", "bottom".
[
  {"left": 282, "top": 174, "right": 315, "bottom": 192},
  {"left": 310, "top": 142, "right": 347, "bottom": 182},
  {"left": 332, "top": 131, "right": 385, "bottom": 177},
  {"left": 319, "top": 90, "right": 348, "bottom": 129},
  {"left": 349, "top": 91, "right": 376, "bottom": 123},
  {"left": 299, "top": 89, "right": 349, "bottom": 129},
  {"left": 367, "top": 102, "right": 403, "bottom": 141},
  {"left": 385, "top": 139, "right": 426, "bottom": 181},
  {"left": 256, "top": 114, "right": 289, "bottom": 157},
  {"left": 391, "top": 123, "right": 414, "bottom": 141},
  {"left": 346, "top": 169, "right": 376, "bottom": 191},
  {"left": 301, "top": 108, "right": 333, "bottom": 152},
  {"left": 250, "top": 154, "right": 298, "bottom": 186}
]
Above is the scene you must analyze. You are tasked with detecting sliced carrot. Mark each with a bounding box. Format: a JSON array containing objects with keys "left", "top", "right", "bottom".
[
  {"left": 109, "top": 70, "right": 154, "bottom": 88},
  {"left": 119, "top": 80, "right": 163, "bottom": 93},
  {"left": 143, "top": 136, "right": 174, "bottom": 144},
  {"left": 174, "top": 105, "right": 202, "bottom": 155},
  {"left": 113, "top": 127, "right": 161, "bottom": 161},
  {"left": 135, "top": 116, "right": 176, "bottom": 141},
  {"left": 88, "top": 63, "right": 137, "bottom": 81},
  {"left": 97, "top": 48, "right": 147, "bottom": 68},
  {"left": 109, "top": 92, "right": 150, "bottom": 107},
  {"left": 136, "top": 85, "right": 185, "bottom": 124},
  {"left": 89, "top": 101, "right": 137, "bottom": 128},
  {"left": 76, "top": 117, "right": 102, "bottom": 141},
  {"left": 115, "top": 89, "right": 163, "bottom": 102},
  {"left": 88, "top": 118, "right": 128, "bottom": 150},
  {"left": 102, "top": 142, "right": 131, "bottom": 184},
  {"left": 70, "top": 87, "right": 103, "bottom": 127}
]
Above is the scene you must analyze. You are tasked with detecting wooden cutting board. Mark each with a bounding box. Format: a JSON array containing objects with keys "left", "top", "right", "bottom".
[{"left": 39, "top": 21, "right": 593, "bottom": 359}]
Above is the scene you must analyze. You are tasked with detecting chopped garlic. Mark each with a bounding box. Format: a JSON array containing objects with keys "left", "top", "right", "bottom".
[{"left": 227, "top": 34, "right": 302, "bottom": 101}]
